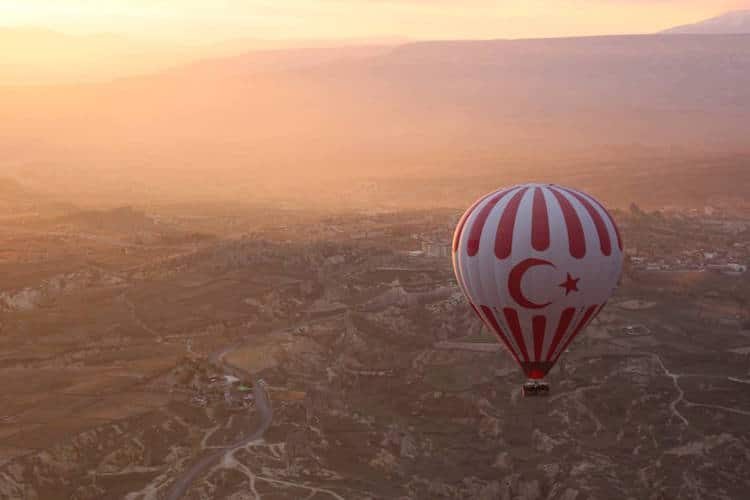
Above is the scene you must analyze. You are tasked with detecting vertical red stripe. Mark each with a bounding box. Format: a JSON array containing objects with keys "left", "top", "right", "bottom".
[
  {"left": 469, "top": 303, "right": 485, "bottom": 322},
  {"left": 494, "top": 188, "right": 529, "bottom": 259},
  {"left": 561, "top": 188, "right": 611, "bottom": 256},
  {"left": 532, "top": 315, "right": 546, "bottom": 362},
  {"left": 550, "top": 188, "right": 586, "bottom": 259},
  {"left": 545, "top": 308, "right": 576, "bottom": 362},
  {"left": 531, "top": 188, "right": 550, "bottom": 251},
  {"left": 553, "top": 305, "right": 599, "bottom": 362},
  {"left": 503, "top": 308, "right": 530, "bottom": 362},
  {"left": 453, "top": 192, "right": 493, "bottom": 252},
  {"left": 467, "top": 189, "right": 514, "bottom": 257},
  {"left": 588, "top": 196, "right": 623, "bottom": 251},
  {"left": 480, "top": 305, "right": 521, "bottom": 365},
  {"left": 591, "top": 302, "right": 608, "bottom": 323}
]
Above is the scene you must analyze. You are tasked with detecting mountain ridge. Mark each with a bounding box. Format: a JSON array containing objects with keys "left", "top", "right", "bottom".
[
  {"left": 3, "top": 33, "right": 750, "bottom": 208},
  {"left": 662, "top": 10, "right": 750, "bottom": 34},
  {"left": 0, "top": 27, "right": 408, "bottom": 85}
]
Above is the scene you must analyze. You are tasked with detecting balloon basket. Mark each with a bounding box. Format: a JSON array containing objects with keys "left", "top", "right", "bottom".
[{"left": 522, "top": 380, "right": 550, "bottom": 397}]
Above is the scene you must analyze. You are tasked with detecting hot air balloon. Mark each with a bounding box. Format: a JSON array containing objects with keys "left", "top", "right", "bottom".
[{"left": 452, "top": 184, "right": 623, "bottom": 396}]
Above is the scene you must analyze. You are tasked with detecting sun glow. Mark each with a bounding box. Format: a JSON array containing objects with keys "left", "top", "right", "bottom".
[
  {"left": 2, "top": 0, "right": 748, "bottom": 84},
  {"left": 0, "top": 0, "right": 745, "bottom": 42}
]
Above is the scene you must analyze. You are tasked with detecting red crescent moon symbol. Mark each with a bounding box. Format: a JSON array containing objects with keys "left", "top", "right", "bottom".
[{"left": 508, "top": 258, "right": 556, "bottom": 309}]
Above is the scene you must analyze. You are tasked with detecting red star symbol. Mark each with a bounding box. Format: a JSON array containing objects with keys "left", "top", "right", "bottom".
[{"left": 559, "top": 273, "right": 580, "bottom": 295}]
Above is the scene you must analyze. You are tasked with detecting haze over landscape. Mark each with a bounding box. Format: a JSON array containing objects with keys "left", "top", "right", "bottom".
[
  {"left": 2, "top": 3, "right": 750, "bottom": 210},
  {"left": 1, "top": 2, "right": 750, "bottom": 500}
]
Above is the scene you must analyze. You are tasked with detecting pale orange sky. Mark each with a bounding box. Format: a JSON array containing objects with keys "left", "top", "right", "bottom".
[{"left": 1, "top": 0, "right": 749, "bottom": 41}]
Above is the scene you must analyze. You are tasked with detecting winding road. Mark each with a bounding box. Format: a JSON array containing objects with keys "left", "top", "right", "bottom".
[
  {"left": 650, "top": 353, "right": 690, "bottom": 427},
  {"left": 163, "top": 339, "right": 273, "bottom": 500}
]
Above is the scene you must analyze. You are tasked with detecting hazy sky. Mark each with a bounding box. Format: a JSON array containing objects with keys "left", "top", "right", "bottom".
[{"left": 1, "top": 0, "right": 749, "bottom": 41}]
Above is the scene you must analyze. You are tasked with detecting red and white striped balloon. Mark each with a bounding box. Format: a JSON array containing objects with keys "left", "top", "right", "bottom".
[{"left": 452, "top": 184, "right": 623, "bottom": 380}]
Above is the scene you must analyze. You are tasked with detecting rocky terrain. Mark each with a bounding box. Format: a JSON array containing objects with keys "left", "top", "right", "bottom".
[{"left": 0, "top": 206, "right": 749, "bottom": 499}]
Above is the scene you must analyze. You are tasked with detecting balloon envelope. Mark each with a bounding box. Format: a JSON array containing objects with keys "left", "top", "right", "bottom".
[{"left": 452, "top": 184, "right": 623, "bottom": 380}]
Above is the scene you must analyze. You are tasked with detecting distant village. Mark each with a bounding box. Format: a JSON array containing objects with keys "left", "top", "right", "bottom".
[{"left": 621, "top": 203, "right": 749, "bottom": 275}]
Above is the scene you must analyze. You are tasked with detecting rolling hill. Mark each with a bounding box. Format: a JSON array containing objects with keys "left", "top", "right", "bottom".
[
  {"left": 2, "top": 34, "right": 750, "bottom": 208},
  {"left": 663, "top": 10, "right": 750, "bottom": 34},
  {"left": 0, "top": 28, "right": 406, "bottom": 85}
]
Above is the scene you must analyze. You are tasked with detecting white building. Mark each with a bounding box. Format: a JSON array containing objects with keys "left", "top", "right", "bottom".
[{"left": 421, "top": 241, "right": 451, "bottom": 258}]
